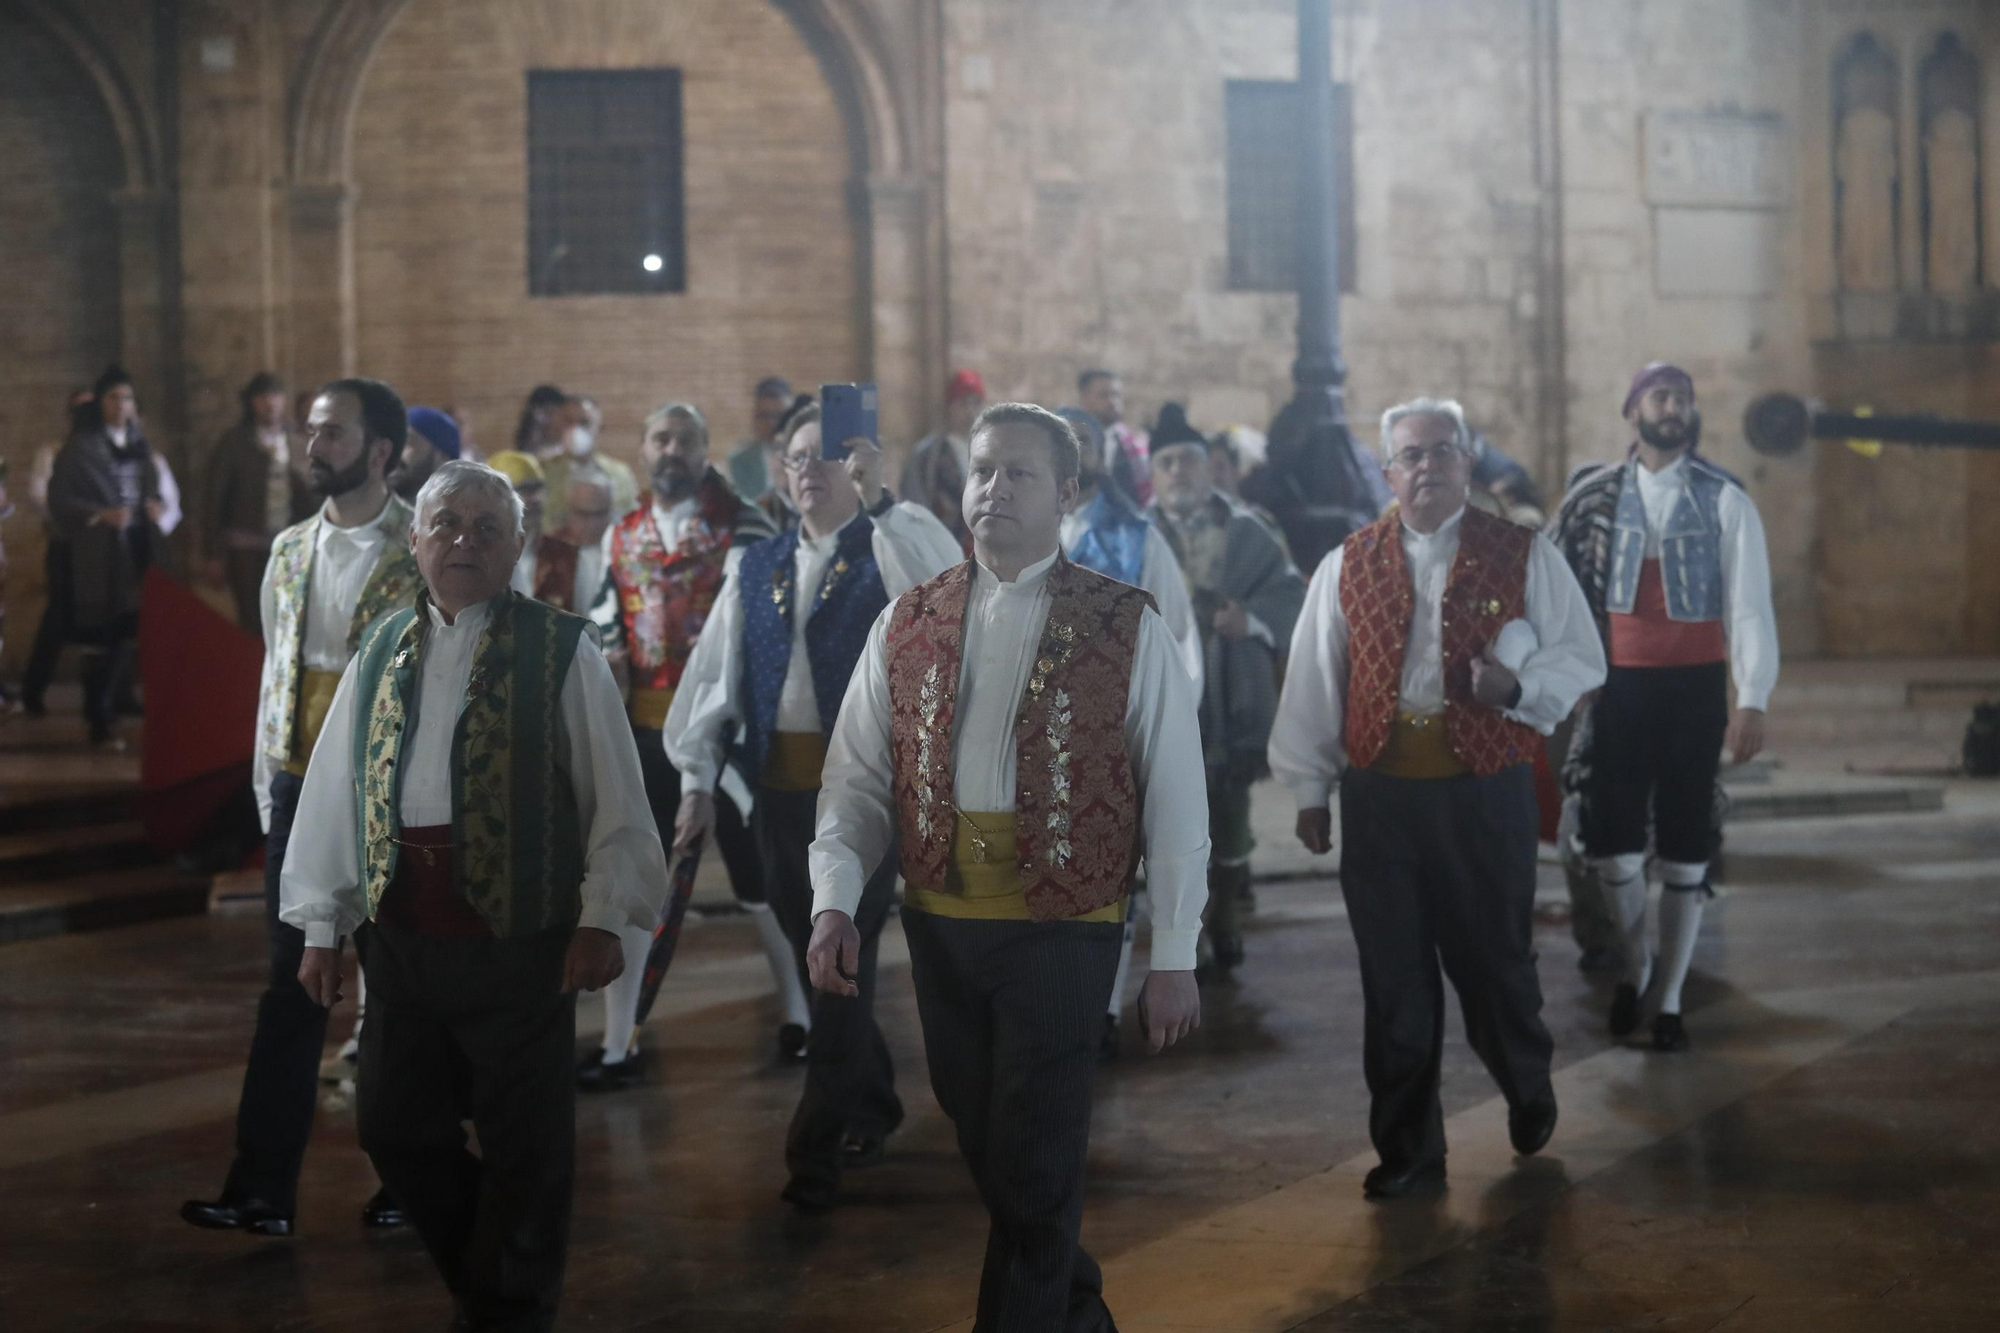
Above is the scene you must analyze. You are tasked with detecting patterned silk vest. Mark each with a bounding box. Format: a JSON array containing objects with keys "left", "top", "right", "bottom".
[
  {"left": 1339, "top": 506, "right": 1541, "bottom": 777},
  {"left": 887, "top": 558, "right": 1154, "bottom": 922},
  {"left": 532, "top": 535, "right": 582, "bottom": 611},
  {"left": 608, "top": 480, "right": 749, "bottom": 693},
  {"left": 350, "top": 592, "right": 589, "bottom": 938},
  {"left": 736, "top": 516, "right": 887, "bottom": 783},
  {"left": 1065, "top": 488, "right": 1149, "bottom": 587},
  {"left": 258, "top": 497, "right": 422, "bottom": 762}
]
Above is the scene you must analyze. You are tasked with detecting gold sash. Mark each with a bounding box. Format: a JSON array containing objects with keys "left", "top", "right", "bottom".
[
  {"left": 762, "top": 731, "right": 828, "bottom": 793},
  {"left": 903, "top": 811, "right": 1126, "bottom": 923},
  {"left": 1369, "top": 711, "right": 1471, "bottom": 781},
  {"left": 282, "top": 669, "right": 347, "bottom": 776},
  {"left": 627, "top": 687, "right": 676, "bottom": 731}
]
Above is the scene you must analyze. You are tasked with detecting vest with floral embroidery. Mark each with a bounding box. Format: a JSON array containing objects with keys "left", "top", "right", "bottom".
[
  {"left": 257, "top": 497, "right": 421, "bottom": 762},
  {"left": 607, "top": 477, "right": 757, "bottom": 693},
  {"left": 886, "top": 557, "right": 1153, "bottom": 922}
]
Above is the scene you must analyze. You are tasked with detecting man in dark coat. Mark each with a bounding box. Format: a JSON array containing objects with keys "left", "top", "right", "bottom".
[{"left": 204, "top": 371, "right": 309, "bottom": 633}]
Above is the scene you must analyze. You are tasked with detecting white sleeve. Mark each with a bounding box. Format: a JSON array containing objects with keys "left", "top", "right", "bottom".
[
  {"left": 278, "top": 657, "right": 366, "bottom": 948},
  {"left": 871, "top": 501, "right": 965, "bottom": 598},
  {"left": 809, "top": 610, "right": 898, "bottom": 922},
  {"left": 1719, "top": 486, "right": 1780, "bottom": 712},
  {"left": 153, "top": 451, "right": 184, "bottom": 535},
  {"left": 1125, "top": 610, "right": 1211, "bottom": 971},
  {"left": 1507, "top": 534, "right": 1608, "bottom": 732},
  {"left": 662, "top": 579, "right": 745, "bottom": 797},
  {"left": 252, "top": 553, "right": 282, "bottom": 833},
  {"left": 1140, "top": 524, "right": 1205, "bottom": 691},
  {"left": 1268, "top": 547, "right": 1350, "bottom": 810},
  {"left": 565, "top": 634, "right": 673, "bottom": 935}
]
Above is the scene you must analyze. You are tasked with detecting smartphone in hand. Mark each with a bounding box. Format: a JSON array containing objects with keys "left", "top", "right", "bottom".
[{"left": 820, "top": 383, "right": 878, "bottom": 461}]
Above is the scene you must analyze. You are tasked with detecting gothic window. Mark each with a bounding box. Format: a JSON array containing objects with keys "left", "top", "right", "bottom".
[
  {"left": 1224, "top": 79, "right": 1356, "bottom": 293},
  {"left": 1833, "top": 33, "right": 1899, "bottom": 293},
  {"left": 526, "top": 69, "right": 685, "bottom": 297},
  {"left": 1919, "top": 32, "right": 1981, "bottom": 293}
]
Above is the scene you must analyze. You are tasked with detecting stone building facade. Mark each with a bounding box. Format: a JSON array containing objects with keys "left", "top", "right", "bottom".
[{"left": 1, "top": 0, "right": 1995, "bottom": 666}]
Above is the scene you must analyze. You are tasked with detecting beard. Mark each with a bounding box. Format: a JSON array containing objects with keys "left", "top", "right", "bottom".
[
  {"left": 310, "top": 453, "right": 372, "bottom": 499},
  {"left": 1636, "top": 413, "right": 1692, "bottom": 452},
  {"left": 652, "top": 458, "right": 698, "bottom": 501}
]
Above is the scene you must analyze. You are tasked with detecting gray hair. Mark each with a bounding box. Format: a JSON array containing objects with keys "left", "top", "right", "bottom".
[
  {"left": 413, "top": 459, "right": 526, "bottom": 539},
  {"left": 642, "top": 400, "right": 708, "bottom": 447},
  {"left": 1379, "top": 397, "right": 1474, "bottom": 461}
]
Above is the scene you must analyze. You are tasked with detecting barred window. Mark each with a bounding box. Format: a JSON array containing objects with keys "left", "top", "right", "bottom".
[
  {"left": 1225, "top": 79, "right": 1356, "bottom": 293},
  {"left": 527, "top": 69, "right": 685, "bottom": 296}
]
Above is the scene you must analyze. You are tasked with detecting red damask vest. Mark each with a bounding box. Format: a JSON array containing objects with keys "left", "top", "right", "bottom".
[
  {"left": 886, "top": 557, "right": 1154, "bottom": 922},
  {"left": 607, "top": 479, "right": 745, "bottom": 692},
  {"left": 1339, "top": 506, "right": 1540, "bottom": 777}
]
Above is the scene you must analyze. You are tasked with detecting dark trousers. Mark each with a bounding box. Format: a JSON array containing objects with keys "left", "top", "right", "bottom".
[
  {"left": 80, "top": 613, "right": 137, "bottom": 742},
  {"left": 222, "top": 769, "right": 333, "bottom": 1214},
  {"left": 21, "top": 541, "right": 69, "bottom": 707},
  {"left": 1338, "top": 764, "right": 1553, "bottom": 1169},
  {"left": 355, "top": 922, "right": 576, "bottom": 1333},
  {"left": 1580, "top": 662, "right": 1729, "bottom": 866},
  {"left": 902, "top": 909, "right": 1123, "bottom": 1333},
  {"left": 226, "top": 547, "right": 268, "bottom": 636},
  {"left": 633, "top": 722, "right": 761, "bottom": 902},
  {"left": 1202, "top": 777, "right": 1255, "bottom": 954},
  {"left": 755, "top": 788, "right": 902, "bottom": 1188}
]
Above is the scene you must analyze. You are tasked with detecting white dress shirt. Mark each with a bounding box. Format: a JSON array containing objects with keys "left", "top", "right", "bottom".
[
  {"left": 1060, "top": 508, "right": 1206, "bottom": 690},
  {"left": 665, "top": 502, "right": 964, "bottom": 795},
  {"left": 1630, "top": 456, "right": 1780, "bottom": 712},
  {"left": 809, "top": 548, "right": 1212, "bottom": 970},
  {"left": 278, "top": 596, "right": 670, "bottom": 949},
  {"left": 250, "top": 499, "right": 397, "bottom": 829},
  {"left": 151, "top": 451, "right": 184, "bottom": 536},
  {"left": 1269, "top": 507, "right": 1607, "bottom": 811}
]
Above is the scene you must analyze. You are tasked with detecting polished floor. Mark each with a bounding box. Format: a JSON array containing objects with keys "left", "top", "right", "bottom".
[{"left": 2, "top": 774, "right": 1998, "bottom": 1331}]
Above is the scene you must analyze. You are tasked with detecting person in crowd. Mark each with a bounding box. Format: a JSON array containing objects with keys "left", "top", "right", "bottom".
[
  {"left": 898, "top": 368, "right": 986, "bottom": 551},
  {"left": 539, "top": 394, "right": 637, "bottom": 534},
  {"left": 1079, "top": 366, "right": 1152, "bottom": 508},
  {"left": 16, "top": 387, "right": 93, "bottom": 715},
  {"left": 388, "top": 405, "right": 462, "bottom": 504},
  {"left": 726, "top": 375, "right": 795, "bottom": 505},
  {"left": 203, "top": 372, "right": 308, "bottom": 634}
]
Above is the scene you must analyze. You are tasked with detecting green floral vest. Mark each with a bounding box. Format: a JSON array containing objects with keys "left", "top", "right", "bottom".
[
  {"left": 349, "top": 591, "right": 589, "bottom": 938},
  {"left": 259, "top": 497, "right": 422, "bottom": 761}
]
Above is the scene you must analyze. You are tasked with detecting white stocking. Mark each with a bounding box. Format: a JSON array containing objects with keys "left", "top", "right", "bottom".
[
  {"left": 1594, "top": 853, "right": 1652, "bottom": 994},
  {"left": 1655, "top": 860, "right": 1709, "bottom": 1015},
  {"left": 598, "top": 924, "right": 654, "bottom": 1062},
  {"left": 748, "top": 902, "right": 810, "bottom": 1032}
]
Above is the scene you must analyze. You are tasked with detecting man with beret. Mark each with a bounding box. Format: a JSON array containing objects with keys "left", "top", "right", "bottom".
[{"left": 1551, "top": 363, "right": 1779, "bottom": 1051}]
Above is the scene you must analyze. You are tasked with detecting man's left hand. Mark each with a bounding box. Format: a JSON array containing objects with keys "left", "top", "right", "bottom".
[
  {"left": 561, "top": 926, "right": 625, "bottom": 994},
  {"left": 1212, "top": 600, "right": 1250, "bottom": 642},
  {"left": 1470, "top": 643, "right": 1520, "bottom": 710},
  {"left": 143, "top": 498, "right": 167, "bottom": 524},
  {"left": 1137, "top": 970, "right": 1200, "bottom": 1053},
  {"left": 842, "top": 438, "right": 886, "bottom": 511},
  {"left": 1725, "top": 707, "right": 1766, "bottom": 765}
]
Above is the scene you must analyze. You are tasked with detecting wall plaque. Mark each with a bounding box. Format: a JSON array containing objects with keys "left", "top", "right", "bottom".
[{"left": 1644, "top": 111, "right": 1789, "bottom": 209}]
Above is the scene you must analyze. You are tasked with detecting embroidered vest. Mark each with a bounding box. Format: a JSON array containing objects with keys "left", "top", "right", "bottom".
[
  {"left": 1605, "top": 459, "right": 1728, "bottom": 623},
  {"left": 1340, "top": 507, "right": 1540, "bottom": 778},
  {"left": 258, "top": 496, "right": 421, "bottom": 762},
  {"left": 736, "top": 516, "right": 887, "bottom": 783},
  {"left": 607, "top": 480, "right": 745, "bottom": 693},
  {"left": 1065, "top": 488, "right": 1149, "bottom": 587},
  {"left": 350, "top": 592, "right": 588, "bottom": 938},
  {"left": 532, "top": 535, "right": 581, "bottom": 611},
  {"left": 887, "top": 558, "right": 1153, "bottom": 922}
]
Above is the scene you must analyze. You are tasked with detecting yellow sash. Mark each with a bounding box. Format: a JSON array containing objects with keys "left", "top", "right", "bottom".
[
  {"left": 762, "top": 731, "right": 828, "bottom": 792},
  {"left": 283, "top": 669, "right": 347, "bottom": 776},
  {"left": 1369, "top": 711, "right": 1471, "bottom": 780},
  {"left": 903, "top": 811, "right": 1127, "bottom": 922},
  {"left": 627, "top": 687, "right": 675, "bottom": 731}
]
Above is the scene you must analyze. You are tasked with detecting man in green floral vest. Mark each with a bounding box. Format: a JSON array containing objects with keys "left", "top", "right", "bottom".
[{"left": 281, "top": 459, "right": 668, "bottom": 1331}]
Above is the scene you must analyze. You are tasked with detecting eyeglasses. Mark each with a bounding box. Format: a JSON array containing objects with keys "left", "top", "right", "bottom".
[
  {"left": 779, "top": 453, "right": 826, "bottom": 474},
  {"left": 1388, "top": 442, "right": 1461, "bottom": 471}
]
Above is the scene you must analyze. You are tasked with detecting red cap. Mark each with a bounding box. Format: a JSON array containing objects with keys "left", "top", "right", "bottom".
[{"left": 946, "top": 369, "right": 985, "bottom": 403}]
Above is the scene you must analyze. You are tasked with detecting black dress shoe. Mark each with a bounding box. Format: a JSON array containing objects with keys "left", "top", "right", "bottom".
[
  {"left": 778, "top": 1023, "right": 809, "bottom": 1062},
  {"left": 1652, "top": 1012, "right": 1690, "bottom": 1052},
  {"left": 1098, "top": 1013, "right": 1121, "bottom": 1061},
  {"left": 780, "top": 1174, "right": 838, "bottom": 1213},
  {"left": 1508, "top": 1099, "right": 1558, "bottom": 1156},
  {"left": 1608, "top": 983, "right": 1642, "bottom": 1038},
  {"left": 180, "top": 1196, "right": 293, "bottom": 1236},
  {"left": 842, "top": 1133, "right": 887, "bottom": 1170},
  {"left": 1362, "top": 1158, "right": 1446, "bottom": 1200},
  {"left": 576, "top": 1049, "right": 645, "bottom": 1092},
  {"left": 361, "top": 1186, "right": 405, "bottom": 1228}
]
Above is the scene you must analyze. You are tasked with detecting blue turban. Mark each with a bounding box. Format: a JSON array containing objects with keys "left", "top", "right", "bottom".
[{"left": 407, "top": 407, "right": 462, "bottom": 460}]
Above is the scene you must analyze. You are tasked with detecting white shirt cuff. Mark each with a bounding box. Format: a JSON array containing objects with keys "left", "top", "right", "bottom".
[
  {"left": 1150, "top": 927, "right": 1201, "bottom": 972},
  {"left": 1288, "top": 777, "right": 1336, "bottom": 811},
  {"left": 1735, "top": 690, "right": 1769, "bottom": 714},
  {"left": 679, "top": 767, "right": 716, "bottom": 798},
  {"left": 303, "top": 922, "right": 340, "bottom": 950},
  {"left": 577, "top": 902, "right": 638, "bottom": 935}
]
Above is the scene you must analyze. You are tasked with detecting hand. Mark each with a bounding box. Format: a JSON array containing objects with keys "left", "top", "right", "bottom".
[
  {"left": 1470, "top": 642, "right": 1520, "bottom": 710},
  {"left": 1724, "top": 707, "right": 1766, "bottom": 765},
  {"left": 94, "top": 506, "right": 132, "bottom": 528},
  {"left": 144, "top": 498, "right": 166, "bottom": 524},
  {"left": 1295, "top": 807, "right": 1332, "bottom": 855},
  {"left": 297, "top": 946, "right": 345, "bottom": 1008},
  {"left": 673, "top": 790, "right": 715, "bottom": 855},
  {"left": 806, "top": 909, "right": 861, "bottom": 997},
  {"left": 560, "top": 926, "right": 625, "bottom": 993},
  {"left": 1136, "top": 970, "right": 1201, "bottom": 1052},
  {"left": 202, "top": 558, "right": 227, "bottom": 586},
  {"left": 1211, "top": 600, "right": 1250, "bottom": 642},
  {"left": 842, "top": 438, "right": 886, "bottom": 510}
]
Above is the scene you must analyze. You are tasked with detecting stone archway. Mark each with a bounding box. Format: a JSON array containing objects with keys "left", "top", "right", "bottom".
[{"left": 285, "top": 0, "right": 941, "bottom": 443}]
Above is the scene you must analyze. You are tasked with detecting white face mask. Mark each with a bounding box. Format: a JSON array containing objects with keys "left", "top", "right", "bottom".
[{"left": 567, "top": 425, "right": 594, "bottom": 458}]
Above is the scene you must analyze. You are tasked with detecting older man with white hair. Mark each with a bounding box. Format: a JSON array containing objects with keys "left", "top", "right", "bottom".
[
  {"left": 1270, "top": 397, "right": 1605, "bottom": 1200},
  {"left": 281, "top": 459, "right": 669, "bottom": 1330}
]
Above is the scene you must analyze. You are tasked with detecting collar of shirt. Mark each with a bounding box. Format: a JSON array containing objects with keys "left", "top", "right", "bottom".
[
  {"left": 651, "top": 494, "right": 699, "bottom": 547},
  {"left": 258, "top": 427, "right": 288, "bottom": 459},
  {"left": 425, "top": 596, "right": 493, "bottom": 637},
  {"left": 317, "top": 497, "right": 392, "bottom": 554},
  {"left": 105, "top": 423, "right": 129, "bottom": 448},
  {"left": 798, "top": 510, "right": 863, "bottom": 560},
  {"left": 1398, "top": 505, "right": 1465, "bottom": 566},
  {"left": 972, "top": 545, "right": 1060, "bottom": 598}
]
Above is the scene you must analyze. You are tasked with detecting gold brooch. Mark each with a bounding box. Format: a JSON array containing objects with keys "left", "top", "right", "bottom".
[
  {"left": 1028, "top": 677, "right": 1045, "bottom": 696},
  {"left": 1036, "top": 658, "right": 1054, "bottom": 674},
  {"left": 1485, "top": 599, "right": 1503, "bottom": 614}
]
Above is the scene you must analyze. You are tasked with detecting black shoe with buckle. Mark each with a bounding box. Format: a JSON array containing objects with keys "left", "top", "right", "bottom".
[
  {"left": 576, "top": 1048, "right": 645, "bottom": 1092},
  {"left": 1508, "top": 1099, "right": 1558, "bottom": 1156},
  {"left": 1608, "top": 983, "right": 1643, "bottom": 1039},
  {"left": 180, "top": 1195, "right": 294, "bottom": 1237},
  {"left": 361, "top": 1186, "right": 404, "bottom": 1229},
  {"left": 778, "top": 1023, "right": 808, "bottom": 1062},
  {"left": 1652, "top": 1012, "right": 1690, "bottom": 1052}
]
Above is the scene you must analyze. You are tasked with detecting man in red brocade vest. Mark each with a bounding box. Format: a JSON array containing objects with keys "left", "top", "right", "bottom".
[
  {"left": 1271, "top": 398, "right": 1606, "bottom": 1201},
  {"left": 808, "top": 404, "right": 1209, "bottom": 1331},
  {"left": 581, "top": 401, "right": 778, "bottom": 1091}
]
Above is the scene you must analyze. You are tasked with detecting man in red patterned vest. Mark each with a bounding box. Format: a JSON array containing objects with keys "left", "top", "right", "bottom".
[
  {"left": 1271, "top": 398, "right": 1605, "bottom": 1200},
  {"left": 809, "top": 403, "right": 1209, "bottom": 1331}
]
